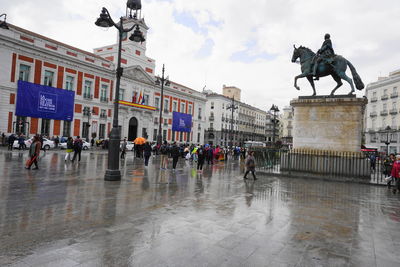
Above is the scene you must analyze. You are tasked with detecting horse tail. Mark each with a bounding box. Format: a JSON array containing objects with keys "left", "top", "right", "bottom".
[{"left": 346, "top": 60, "right": 364, "bottom": 90}]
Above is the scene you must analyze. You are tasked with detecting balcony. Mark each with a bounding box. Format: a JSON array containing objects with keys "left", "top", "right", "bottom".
[
  {"left": 380, "top": 110, "right": 388, "bottom": 116},
  {"left": 100, "top": 114, "right": 107, "bottom": 119},
  {"left": 100, "top": 96, "right": 108, "bottom": 103},
  {"left": 83, "top": 93, "right": 93, "bottom": 99},
  {"left": 369, "top": 111, "right": 377, "bottom": 117},
  {"left": 209, "top": 116, "right": 215, "bottom": 121},
  {"left": 154, "top": 119, "right": 158, "bottom": 125},
  {"left": 390, "top": 109, "right": 398, "bottom": 115},
  {"left": 163, "top": 122, "right": 168, "bottom": 126},
  {"left": 163, "top": 109, "right": 169, "bottom": 114},
  {"left": 381, "top": 94, "right": 389, "bottom": 100},
  {"left": 367, "top": 128, "right": 375, "bottom": 133},
  {"left": 391, "top": 92, "right": 398, "bottom": 98},
  {"left": 222, "top": 117, "right": 225, "bottom": 122},
  {"left": 208, "top": 127, "right": 214, "bottom": 132},
  {"left": 198, "top": 116, "right": 202, "bottom": 120},
  {"left": 370, "top": 97, "right": 378, "bottom": 102}
]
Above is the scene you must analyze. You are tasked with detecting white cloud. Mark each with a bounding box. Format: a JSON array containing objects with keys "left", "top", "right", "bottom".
[{"left": 3, "top": 0, "right": 400, "bottom": 110}]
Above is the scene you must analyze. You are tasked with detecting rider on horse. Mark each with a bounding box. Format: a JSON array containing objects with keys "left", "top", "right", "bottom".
[{"left": 312, "top": 33, "right": 335, "bottom": 80}]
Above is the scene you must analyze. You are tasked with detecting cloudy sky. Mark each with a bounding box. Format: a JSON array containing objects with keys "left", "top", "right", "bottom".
[{"left": 3, "top": 0, "right": 400, "bottom": 110}]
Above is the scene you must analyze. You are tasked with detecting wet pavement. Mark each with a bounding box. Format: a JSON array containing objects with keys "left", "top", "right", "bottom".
[{"left": 0, "top": 149, "right": 400, "bottom": 267}]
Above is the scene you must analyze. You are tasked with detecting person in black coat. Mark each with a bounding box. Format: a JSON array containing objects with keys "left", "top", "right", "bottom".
[
  {"left": 170, "top": 142, "right": 180, "bottom": 171},
  {"left": 197, "top": 146, "right": 205, "bottom": 171},
  {"left": 143, "top": 142, "right": 152, "bottom": 167}
]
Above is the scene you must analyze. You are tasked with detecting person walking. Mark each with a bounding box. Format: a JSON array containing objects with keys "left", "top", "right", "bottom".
[
  {"left": 25, "top": 135, "right": 41, "bottom": 170},
  {"left": 18, "top": 135, "right": 25, "bottom": 150},
  {"left": 8, "top": 134, "right": 15, "bottom": 151},
  {"left": 391, "top": 154, "right": 400, "bottom": 194},
  {"left": 121, "top": 138, "right": 127, "bottom": 159},
  {"left": 385, "top": 153, "right": 395, "bottom": 188},
  {"left": 54, "top": 136, "right": 60, "bottom": 149},
  {"left": 244, "top": 151, "right": 257, "bottom": 180},
  {"left": 65, "top": 137, "right": 74, "bottom": 162},
  {"left": 171, "top": 142, "right": 180, "bottom": 171},
  {"left": 197, "top": 145, "right": 205, "bottom": 172},
  {"left": 144, "top": 142, "right": 152, "bottom": 167},
  {"left": 207, "top": 146, "right": 214, "bottom": 165},
  {"left": 72, "top": 136, "right": 83, "bottom": 162},
  {"left": 160, "top": 141, "right": 169, "bottom": 170}
]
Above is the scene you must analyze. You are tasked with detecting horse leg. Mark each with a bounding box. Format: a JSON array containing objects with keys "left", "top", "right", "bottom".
[
  {"left": 294, "top": 73, "right": 307, "bottom": 91},
  {"left": 330, "top": 74, "right": 343, "bottom": 96},
  {"left": 338, "top": 72, "right": 355, "bottom": 95},
  {"left": 306, "top": 76, "right": 316, "bottom": 96}
]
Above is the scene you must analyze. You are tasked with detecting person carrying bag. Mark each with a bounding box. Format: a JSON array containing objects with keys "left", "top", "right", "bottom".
[{"left": 25, "top": 135, "right": 41, "bottom": 170}]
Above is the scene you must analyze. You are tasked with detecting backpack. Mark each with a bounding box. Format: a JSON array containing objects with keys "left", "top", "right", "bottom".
[
  {"left": 160, "top": 145, "right": 168, "bottom": 154},
  {"left": 74, "top": 139, "right": 83, "bottom": 149}
]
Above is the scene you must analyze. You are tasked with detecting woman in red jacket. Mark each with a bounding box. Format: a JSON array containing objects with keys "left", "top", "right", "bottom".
[{"left": 390, "top": 155, "right": 400, "bottom": 193}]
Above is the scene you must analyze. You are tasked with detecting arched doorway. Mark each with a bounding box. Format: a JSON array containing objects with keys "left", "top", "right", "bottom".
[{"left": 128, "top": 117, "right": 138, "bottom": 141}]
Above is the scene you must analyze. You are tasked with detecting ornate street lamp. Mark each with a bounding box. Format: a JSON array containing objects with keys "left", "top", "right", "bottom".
[
  {"left": 95, "top": 2, "right": 145, "bottom": 181},
  {"left": 155, "top": 64, "right": 170, "bottom": 146},
  {"left": 227, "top": 98, "right": 238, "bottom": 147},
  {"left": 385, "top": 125, "right": 391, "bottom": 155},
  {"left": 270, "top": 104, "right": 280, "bottom": 145},
  {"left": 83, "top": 107, "right": 95, "bottom": 142},
  {"left": 0, "top": 14, "right": 9, "bottom": 30}
]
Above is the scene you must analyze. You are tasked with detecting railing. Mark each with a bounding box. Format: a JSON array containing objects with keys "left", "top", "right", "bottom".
[
  {"left": 381, "top": 94, "right": 389, "bottom": 100},
  {"left": 209, "top": 116, "right": 215, "bottom": 121},
  {"left": 252, "top": 148, "right": 389, "bottom": 185},
  {"left": 198, "top": 116, "right": 202, "bottom": 120},
  {"left": 83, "top": 93, "right": 93, "bottom": 99},
  {"left": 391, "top": 92, "right": 398, "bottom": 98},
  {"left": 100, "top": 97, "right": 108, "bottom": 102},
  {"left": 164, "top": 109, "right": 169, "bottom": 114},
  {"left": 390, "top": 109, "right": 398, "bottom": 115},
  {"left": 370, "top": 97, "right": 378, "bottom": 102},
  {"left": 380, "top": 110, "right": 388, "bottom": 116},
  {"left": 208, "top": 127, "right": 214, "bottom": 131},
  {"left": 100, "top": 114, "right": 107, "bottom": 119}
]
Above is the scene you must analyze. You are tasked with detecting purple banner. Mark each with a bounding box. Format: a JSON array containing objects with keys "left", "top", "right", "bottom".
[{"left": 172, "top": 112, "right": 192, "bottom": 133}]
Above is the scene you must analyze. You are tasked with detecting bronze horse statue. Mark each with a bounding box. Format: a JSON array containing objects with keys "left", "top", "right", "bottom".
[{"left": 291, "top": 45, "right": 364, "bottom": 96}]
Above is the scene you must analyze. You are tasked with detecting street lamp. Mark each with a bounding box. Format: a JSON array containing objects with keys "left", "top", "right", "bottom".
[
  {"left": 155, "top": 64, "right": 170, "bottom": 146},
  {"left": 385, "top": 125, "right": 391, "bottom": 155},
  {"left": 227, "top": 97, "right": 238, "bottom": 147},
  {"left": 270, "top": 104, "right": 280, "bottom": 145},
  {"left": 83, "top": 107, "right": 95, "bottom": 142},
  {"left": 96, "top": 2, "right": 145, "bottom": 181},
  {"left": 0, "top": 14, "right": 9, "bottom": 30}
]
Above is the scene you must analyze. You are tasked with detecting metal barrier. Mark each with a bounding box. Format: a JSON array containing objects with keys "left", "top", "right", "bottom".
[{"left": 253, "top": 148, "right": 389, "bottom": 185}]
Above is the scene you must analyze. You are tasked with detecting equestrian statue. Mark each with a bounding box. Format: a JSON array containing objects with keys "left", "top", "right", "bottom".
[{"left": 291, "top": 33, "right": 364, "bottom": 96}]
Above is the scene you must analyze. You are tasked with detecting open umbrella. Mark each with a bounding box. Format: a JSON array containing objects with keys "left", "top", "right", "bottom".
[{"left": 133, "top": 137, "right": 146, "bottom": 145}]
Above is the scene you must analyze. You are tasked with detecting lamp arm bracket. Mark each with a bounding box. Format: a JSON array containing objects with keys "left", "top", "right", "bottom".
[
  {"left": 123, "top": 23, "right": 138, "bottom": 33},
  {"left": 102, "top": 8, "right": 119, "bottom": 29}
]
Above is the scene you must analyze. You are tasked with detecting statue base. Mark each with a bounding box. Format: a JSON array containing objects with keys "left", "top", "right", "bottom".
[{"left": 290, "top": 95, "right": 367, "bottom": 153}]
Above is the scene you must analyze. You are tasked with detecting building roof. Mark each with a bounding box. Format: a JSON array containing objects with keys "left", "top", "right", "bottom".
[{"left": 7, "top": 23, "right": 111, "bottom": 63}]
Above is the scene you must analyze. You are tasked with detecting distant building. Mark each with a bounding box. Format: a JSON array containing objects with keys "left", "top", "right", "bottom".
[
  {"left": 222, "top": 85, "right": 241, "bottom": 101},
  {"left": 364, "top": 69, "right": 400, "bottom": 153},
  {"left": 280, "top": 106, "right": 294, "bottom": 146}
]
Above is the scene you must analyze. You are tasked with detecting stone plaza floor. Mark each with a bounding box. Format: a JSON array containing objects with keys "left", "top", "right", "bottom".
[{"left": 0, "top": 149, "right": 400, "bottom": 266}]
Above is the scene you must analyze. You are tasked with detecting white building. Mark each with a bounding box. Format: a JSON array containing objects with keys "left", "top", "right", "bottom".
[
  {"left": 364, "top": 69, "right": 400, "bottom": 153},
  {"left": 0, "top": 13, "right": 206, "bottom": 144},
  {"left": 280, "top": 106, "right": 293, "bottom": 146}
]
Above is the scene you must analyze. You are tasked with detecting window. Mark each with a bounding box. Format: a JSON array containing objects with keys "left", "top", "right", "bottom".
[
  {"left": 19, "top": 64, "right": 30, "bottom": 81},
  {"left": 100, "top": 109, "right": 107, "bottom": 119},
  {"left": 100, "top": 84, "right": 108, "bottom": 101},
  {"left": 63, "top": 121, "right": 71, "bottom": 137},
  {"left": 143, "top": 94, "right": 149, "bottom": 105},
  {"left": 210, "top": 123, "right": 213, "bottom": 129},
  {"left": 65, "top": 76, "right": 74, "bottom": 91},
  {"left": 84, "top": 81, "right": 92, "bottom": 98},
  {"left": 153, "top": 129, "right": 158, "bottom": 141},
  {"left": 142, "top": 128, "right": 148, "bottom": 139},
  {"left": 373, "top": 91, "right": 377, "bottom": 97},
  {"left": 82, "top": 122, "right": 90, "bottom": 140},
  {"left": 172, "top": 131, "right": 175, "bottom": 141},
  {"left": 211, "top": 102, "right": 214, "bottom": 109},
  {"left": 188, "top": 105, "right": 192, "bottom": 114},
  {"left": 394, "top": 87, "right": 398, "bottom": 94},
  {"left": 181, "top": 103, "right": 185, "bottom": 113},
  {"left": 99, "top": 124, "right": 106, "bottom": 139},
  {"left": 197, "top": 132, "right": 200, "bottom": 143},
  {"left": 198, "top": 108, "right": 202, "bottom": 119},
  {"left": 41, "top": 119, "right": 50, "bottom": 135},
  {"left": 383, "top": 103, "right": 387, "bottom": 110},
  {"left": 16, "top": 116, "right": 27, "bottom": 134},
  {"left": 119, "top": 88, "right": 125, "bottom": 101},
  {"left": 393, "top": 102, "right": 397, "bottom": 110},
  {"left": 179, "top": 132, "right": 183, "bottom": 142},
  {"left": 44, "top": 70, "right": 54, "bottom": 87},
  {"left": 155, "top": 98, "right": 160, "bottom": 109},
  {"left": 384, "top": 89, "right": 388, "bottom": 95},
  {"left": 392, "top": 117, "right": 397, "bottom": 128},
  {"left": 222, "top": 103, "right": 224, "bottom": 109},
  {"left": 164, "top": 99, "right": 169, "bottom": 112},
  {"left": 163, "top": 129, "right": 167, "bottom": 141},
  {"left": 173, "top": 102, "right": 177, "bottom": 112}
]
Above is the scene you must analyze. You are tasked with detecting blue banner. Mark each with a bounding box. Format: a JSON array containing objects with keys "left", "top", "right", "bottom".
[
  {"left": 16, "top": 80, "right": 75, "bottom": 121},
  {"left": 172, "top": 112, "right": 192, "bottom": 133}
]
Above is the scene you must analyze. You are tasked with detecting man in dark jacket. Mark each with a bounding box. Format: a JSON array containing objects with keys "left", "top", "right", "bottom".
[
  {"left": 170, "top": 142, "right": 180, "bottom": 171},
  {"left": 72, "top": 136, "right": 83, "bottom": 162}
]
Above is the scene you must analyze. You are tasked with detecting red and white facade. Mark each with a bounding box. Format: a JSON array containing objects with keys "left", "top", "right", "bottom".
[{"left": 0, "top": 16, "right": 206, "bottom": 144}]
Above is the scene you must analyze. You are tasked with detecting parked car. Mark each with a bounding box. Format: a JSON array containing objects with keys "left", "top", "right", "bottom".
[
  {"left": 60, "top": 140, "right": 90, "bottom": 150},
  {"left": 120, "top": 141, "right": 134, "bottom": 151},
  {"left": 13, "top": 137, "right": 55, "bottom": 150}
]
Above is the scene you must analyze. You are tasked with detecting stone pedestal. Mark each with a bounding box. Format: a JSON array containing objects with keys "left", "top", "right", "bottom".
[{"left": 290, "top": 95, "right": 367, "bottom": 153}]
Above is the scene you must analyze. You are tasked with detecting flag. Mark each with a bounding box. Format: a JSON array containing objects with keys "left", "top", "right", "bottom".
[
  {"left": 138, "top": 91, "right": 142, "bottom": 104},
  {"left": 133, "top": 92, "right": 137, "bottom": 103},
  {"left": 141, "top": 94, "right": 146, "bottom": 105}
]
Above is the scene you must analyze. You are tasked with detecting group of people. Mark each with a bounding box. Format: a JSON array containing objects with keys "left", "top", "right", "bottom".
[{"left": 383, "top": 153, "right": 400, "bottom": 193}]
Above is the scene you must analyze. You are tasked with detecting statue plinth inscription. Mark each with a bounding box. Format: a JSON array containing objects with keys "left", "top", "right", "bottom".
[{"left": 291, "top": 96, "right": 367, "bottom": 153}]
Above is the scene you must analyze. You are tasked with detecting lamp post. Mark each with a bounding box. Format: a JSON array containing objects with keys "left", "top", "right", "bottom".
[
  {"left": 155, "top": 64, "right": 170, "bottom": 146},
  {"left": 270, "top": 104, "right": 279, "bottom": 145},
  {"left": 95, "top": 2, "right": 145, "bottom": 181},
  {"left": 385, "top": 125, "right": 391, "bottom": 155},
  {"left": 0, "top": 14, "right": 9, "bottom": 29},
  {"left": 227, "top": 97, "right": 238, "bottom": 148},
  {"left": 83, "top": 107, "right": 95, "bottom": 142}
]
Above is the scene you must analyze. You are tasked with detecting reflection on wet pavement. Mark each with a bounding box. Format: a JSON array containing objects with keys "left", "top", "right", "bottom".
[{"left": 0, "top": 150, "right": 400, "bottom": 266}]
